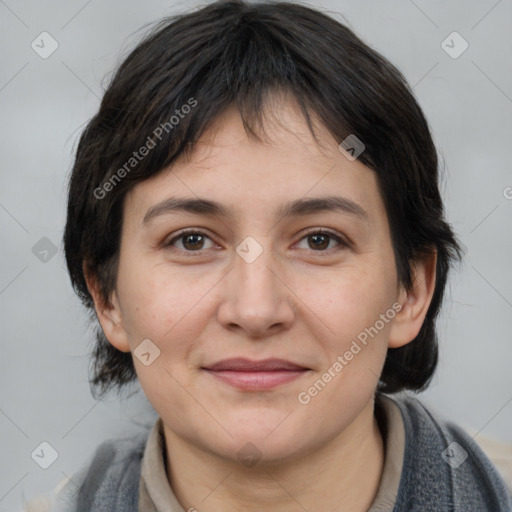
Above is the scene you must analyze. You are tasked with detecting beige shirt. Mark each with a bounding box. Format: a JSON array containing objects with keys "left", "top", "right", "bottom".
[{"left": 138, "top": 394, "right": 405, "bottom": 511}]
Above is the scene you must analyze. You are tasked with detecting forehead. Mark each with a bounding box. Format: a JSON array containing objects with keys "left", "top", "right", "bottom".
[
  {"left": 123, "top": 98, "right": 386, "bottom": 229},
  {"left": 178, "top": 98, "right": 343, "bottom": 172}
]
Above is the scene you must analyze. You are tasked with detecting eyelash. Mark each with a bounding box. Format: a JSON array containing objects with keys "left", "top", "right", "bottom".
[{"left": 165, "top": 228, "right": 349, "bottom": 256}]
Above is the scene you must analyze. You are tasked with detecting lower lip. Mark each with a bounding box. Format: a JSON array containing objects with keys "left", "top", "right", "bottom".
[{"left": 204, "top": 370, "right": 308, "bottom": 390}]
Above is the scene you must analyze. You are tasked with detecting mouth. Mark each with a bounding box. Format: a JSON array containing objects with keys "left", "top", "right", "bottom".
[{"left": 201, "top": 358, "right": 311, "bottom": 391}]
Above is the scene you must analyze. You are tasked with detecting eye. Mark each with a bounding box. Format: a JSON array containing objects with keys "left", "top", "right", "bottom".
[
  {"left": 165, "top": 228, "right": 349, "bottom": 255},
  {"left": 296, "top": 230, "right": 348, "bottom": 252},
  {"left": 166, "top": 229, "right": 216, "bottom": 252}
]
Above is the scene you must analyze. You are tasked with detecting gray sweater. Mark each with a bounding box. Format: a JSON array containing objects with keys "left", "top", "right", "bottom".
[{"left": 55, "top": 395, "right": 512, "bottom": 511}]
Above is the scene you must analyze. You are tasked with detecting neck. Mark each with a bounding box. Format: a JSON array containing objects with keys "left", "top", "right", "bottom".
[{"left": 163, "top": 398, "right": 385, "bottom": 512}]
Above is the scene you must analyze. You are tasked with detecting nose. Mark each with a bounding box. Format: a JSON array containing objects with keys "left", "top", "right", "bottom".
[{"left": 216, "top": 239, "right": 296, "bottom": 338}]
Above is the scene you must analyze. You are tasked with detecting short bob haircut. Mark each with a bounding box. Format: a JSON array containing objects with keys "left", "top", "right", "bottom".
[{"left": 63, "top": 0, "right": 462, "bottom": 398}]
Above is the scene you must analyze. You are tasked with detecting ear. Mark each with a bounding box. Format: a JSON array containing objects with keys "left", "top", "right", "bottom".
[
  {"left": 82, "top": 262, "right": 131, "bottom": 353},
  {"left": 388, "top": 250, "right": 437, "bottom": 349}
]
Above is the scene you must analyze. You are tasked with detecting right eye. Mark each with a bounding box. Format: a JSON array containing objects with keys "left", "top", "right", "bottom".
[{"left": 166, "top": 229, "right": 217, "bottom": 253}]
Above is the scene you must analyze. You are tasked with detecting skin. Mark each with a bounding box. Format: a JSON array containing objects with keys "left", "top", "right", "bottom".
[{"left": 86, "top": 93, "right": 436, "bottom": 512}]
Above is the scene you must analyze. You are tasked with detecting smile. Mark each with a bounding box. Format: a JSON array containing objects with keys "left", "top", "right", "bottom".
[{"left": 202, "top": 358, "right": 311, "bottom": 391}]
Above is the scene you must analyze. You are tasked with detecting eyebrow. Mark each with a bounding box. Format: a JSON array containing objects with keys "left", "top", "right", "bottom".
[{"left": 142, "top": 195, "right": 368, "bottom": 225}]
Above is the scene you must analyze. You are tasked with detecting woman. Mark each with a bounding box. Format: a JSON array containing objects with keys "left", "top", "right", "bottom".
[{"left": 35, "top": 1, "right": 512, "bottom": 510}]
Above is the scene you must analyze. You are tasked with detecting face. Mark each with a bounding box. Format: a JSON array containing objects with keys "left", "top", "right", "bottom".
[{"left": 97, "top": 96, "right": 421, "bottom": 465}]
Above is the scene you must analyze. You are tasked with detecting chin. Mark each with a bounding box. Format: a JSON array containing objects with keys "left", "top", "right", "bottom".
[
  {"left": 213, "top": 435, "right": 308, "bottom": 468},
  {"left": 205, "top": 417, "right": 313, "bottom": 465}
]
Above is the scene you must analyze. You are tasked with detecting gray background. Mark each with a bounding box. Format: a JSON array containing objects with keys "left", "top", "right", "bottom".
[{"left": 1, "top": 0, "right": 511, "bottom": 509}]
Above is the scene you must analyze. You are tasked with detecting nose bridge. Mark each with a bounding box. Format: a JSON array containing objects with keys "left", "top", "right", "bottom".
[
  {"left": 233, "top": 235, "right": 279, "bottom": 303},
  {"left": 217, "top": 235, "right": 294, "bottom": 334}
]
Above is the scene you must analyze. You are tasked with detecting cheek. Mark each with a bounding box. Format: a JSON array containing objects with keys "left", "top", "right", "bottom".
[
  {"left": 117, "top": 262, "right": 216, "bottom": 361},
  {"left": 297, "top": 266, "right": 396, "bottom": 403},
  {"left": 121, "top": 271, "right": 211, "bottom": 411},
  {"left": 301, "top": 264, "right": 396, "bottom": 339},
  {"left": 296, "top": 276, "right": 392, "bottom": 414}
]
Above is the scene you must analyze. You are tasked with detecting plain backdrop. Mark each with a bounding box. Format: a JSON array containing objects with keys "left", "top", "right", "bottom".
[{"left": 1, "top": 0, "right": 511, "bottom": 509}]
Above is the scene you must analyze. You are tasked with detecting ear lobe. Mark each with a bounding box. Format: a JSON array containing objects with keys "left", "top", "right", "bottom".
[
  {"left": 82, "top": 261, "right": 131, "bottom": 353},
  {"left": 388, "top": 251, "right": 437, "bottom": 349}
]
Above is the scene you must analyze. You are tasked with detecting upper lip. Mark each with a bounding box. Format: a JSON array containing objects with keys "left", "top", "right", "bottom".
[{"left": 202, "top": 358, "right": 309, "bottom": 371}]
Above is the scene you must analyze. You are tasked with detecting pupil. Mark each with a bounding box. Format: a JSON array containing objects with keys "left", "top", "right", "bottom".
[
  {"left": 184, "top": 234, "right": 203, "bottom": 250},
  {"left": 310, "top": 234, "right": 328, "bottom": 250}
]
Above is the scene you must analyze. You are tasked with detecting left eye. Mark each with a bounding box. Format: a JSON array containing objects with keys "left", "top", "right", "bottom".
[
  {"left": 166, "top": 230, "right": 346, "bottom": 253},
  {"left": 167, "top": 230, "right": 215, "bottom": 251},
  {"left": 295, "top": 231, "right": 346, "bottom": 251}
]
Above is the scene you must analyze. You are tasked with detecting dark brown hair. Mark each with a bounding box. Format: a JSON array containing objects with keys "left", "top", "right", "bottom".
[{"left": 63, "top": 0, "right": 462, "bottom": 398}]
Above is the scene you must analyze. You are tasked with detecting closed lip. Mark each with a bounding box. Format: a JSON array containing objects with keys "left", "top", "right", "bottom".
[{"left": 202, "top": 358, "right": 310, "bottom": 372}]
